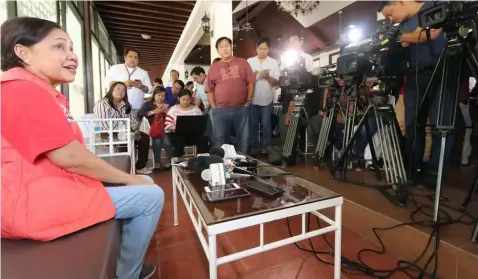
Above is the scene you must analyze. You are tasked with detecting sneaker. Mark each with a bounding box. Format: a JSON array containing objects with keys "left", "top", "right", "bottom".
[
  {"left": 139, "top": 262, "right": 156, "bottom": 279},
  {"left": 137, "top": 167, "right": 153, "bottom": 175},
  {"left": 162, "top": 162, "right": 171, "bottom": 170}
]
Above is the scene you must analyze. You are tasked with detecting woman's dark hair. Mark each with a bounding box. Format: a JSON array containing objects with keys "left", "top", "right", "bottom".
[
  {"left": 151, "top": 86, "right": 166, "bottom": 101},
  {"left": 212, "top": 57, "right": 221, "bottom": 64},
  {"left": 174, "top": 79, "right": 185, "bottom": 89},
  {"left": 104, "top": 82, "right": 132, "bottom": 114},
  {"left": 256, "top": 37, "right": 270, "bottom": 48},
  {"left": 154, "top": 77, "right": 163, "bottom": 84},
  {"left": 186, "top": 81, "right": 194, "bottom": 88},
  {"left": 215, "top": 37, "right": 233, "bottom": 49},
  {"left": 124, "top": 47, "right": 140, "bottom": 58},
  {"left": 1, "top": 17, "right": 61, "bottom": 71},
  {"left": 178, "top": 89, "right": 192, "bottom": 99}
]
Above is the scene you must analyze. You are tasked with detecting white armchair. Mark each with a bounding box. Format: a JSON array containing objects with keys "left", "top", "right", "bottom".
[{"left": 74, "top": 116, "right": 136, "bottom": 174}]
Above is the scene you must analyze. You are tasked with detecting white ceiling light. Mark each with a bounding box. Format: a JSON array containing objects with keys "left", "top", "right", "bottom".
[{"left": 141, "top": 34, "right": 152, "bottom": 40}]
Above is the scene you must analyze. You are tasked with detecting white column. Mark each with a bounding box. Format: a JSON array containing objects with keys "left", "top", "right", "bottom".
[
  {"left": 209, "top": 0, "right": 233, "bottom": 63},
  {"left": 162, "top": 0, "right": 212, "bottom": 82}
]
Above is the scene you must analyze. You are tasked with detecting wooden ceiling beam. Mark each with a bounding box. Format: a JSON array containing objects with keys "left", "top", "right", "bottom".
[
  {"left": 100, "top": 19, "right": 183, "bottom": 34},
  {"left": 95, "top": 2, "right": 190, "bottom": 18},
  {"left": 304, "top": 28, "right": 327, "bottom": 50},
  {"left": 108, "top": 29, "right": 180, "bottom": 41},
  {"left": 97, "top": 9, "right": 188, "bottom": 24},
  {"left": 132, "top": 1, "right": 195, "bottom": 13},
  {"left": 110, "top": 35, "right": 178, "bottom": 45},
  {"left": 238, "top": 1, "right": 270, "bottom": 25}
]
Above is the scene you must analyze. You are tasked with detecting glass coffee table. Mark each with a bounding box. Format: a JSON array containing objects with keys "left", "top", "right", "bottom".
[{"left": 172, "top": 158, "right": 343, "bottom": 279}]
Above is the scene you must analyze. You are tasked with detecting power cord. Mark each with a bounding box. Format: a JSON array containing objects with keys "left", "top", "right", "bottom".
[{"left": 288, "top": 189, "right": 475, "bottom": 279}]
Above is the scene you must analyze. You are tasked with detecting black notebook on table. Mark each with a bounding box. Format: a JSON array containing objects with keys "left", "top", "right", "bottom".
[{"left": 176, "top": 115, "right": 208, "bottom": 134}]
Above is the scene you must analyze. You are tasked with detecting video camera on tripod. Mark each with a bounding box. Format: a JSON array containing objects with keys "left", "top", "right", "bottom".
[
  {"left": 417, "top": 1, "right": 478, "bottom": 234},
  {"left": 279, "top": 50, "right": 316, "bottom": 91},
  {"left": 329, "top": 21, "right": 409, "bottom": 207},
  {"left": 337, "top": 20, "right": 408, "bottom": 83}
]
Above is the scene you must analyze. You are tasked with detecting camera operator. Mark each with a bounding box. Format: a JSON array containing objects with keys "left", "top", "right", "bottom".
[
  {"left": 278, "top": 34, "right": 322, "bottom": 162},
  {"left": 379, "top": 1, "right": 454, "bottom": 188}
]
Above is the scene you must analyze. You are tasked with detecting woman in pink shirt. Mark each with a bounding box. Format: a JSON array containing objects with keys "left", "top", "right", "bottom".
[{"left": 1, "top": 17, "right": 161, "bottom": 279}]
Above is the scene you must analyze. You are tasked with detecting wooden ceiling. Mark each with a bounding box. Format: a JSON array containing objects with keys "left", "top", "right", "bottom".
[{"left": 93, "top": 0, "right": 196, "bottom": 73}]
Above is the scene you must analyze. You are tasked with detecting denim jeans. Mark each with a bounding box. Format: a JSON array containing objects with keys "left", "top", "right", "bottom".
[
  {"left": 210, "top": 106, "right": 250, "bottom": 153},
  {"left": 250, "top": 103, "right": 273, "bottom": 152},
  {"left": 106, "top": 176, "right": 164, "bottom": 279},
  {"left": 152, "top": 137, "right": 172, "bottom": 163},
  {"left": 404, "top": 73, "right": 455, "bottom": 173}
]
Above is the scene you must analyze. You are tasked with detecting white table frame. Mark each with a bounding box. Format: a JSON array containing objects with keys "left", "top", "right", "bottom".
[{"left": 172, "top": 166, "right": 343, "bottom": 279}]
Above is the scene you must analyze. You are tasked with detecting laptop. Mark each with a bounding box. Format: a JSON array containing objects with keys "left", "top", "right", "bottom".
[{"left": 176, "top": 115, "right": 208, "bottom": 134}]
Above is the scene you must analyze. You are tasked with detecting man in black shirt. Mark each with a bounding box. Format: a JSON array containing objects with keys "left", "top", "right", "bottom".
[{"left": 380, "top": 1, "right": 453, "bottom": 187}]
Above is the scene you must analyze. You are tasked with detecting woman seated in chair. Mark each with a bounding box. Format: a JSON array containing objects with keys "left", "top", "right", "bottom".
[
  {"left": 165, "top": 89, "right": 209, "bottom": 157},
  {"left": 93, "top": 81, "right": 152, "bottom": 175},
  {"left": 137, "top": 86, "right": 172, "bottom": 170},
  {"left": 1, "top": 17, "right": 162, "bottom": 279}
]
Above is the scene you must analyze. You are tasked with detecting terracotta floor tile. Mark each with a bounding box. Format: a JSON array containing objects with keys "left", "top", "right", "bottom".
[
  {"left": 223, "top": 220, "right": 309, "bottom": 273},
  {"left": 158, "top": 239, "right": 247, "bottom": 279}
]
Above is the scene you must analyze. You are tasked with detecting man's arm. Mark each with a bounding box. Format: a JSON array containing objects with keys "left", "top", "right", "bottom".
[
  {"left": 400, "top": 27, "right": 442, "bottom": 44},
  {"left": 142, "top": 73, "right": 153, "bottom": 93},
  {"left": 46, "top": 141, "right": 145, "bottom": 185},
  {"left": 207, "top": 92, "right": 217, "bottom": 108}
]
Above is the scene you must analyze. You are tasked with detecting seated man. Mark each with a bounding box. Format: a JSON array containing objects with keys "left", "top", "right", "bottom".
[{"left": 1, "top": 17, "right": 163, "bottom": 279}]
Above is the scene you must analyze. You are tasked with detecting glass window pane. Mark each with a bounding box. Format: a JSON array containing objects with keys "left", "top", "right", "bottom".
[
  {"left": 99, "top": 22, "right": 109, "bottom": 54},
  {"left": 90, "top": 5, "right": 95, "bottom": 33},
  {"left": 66, "top": 5, "right": 85, "bottom": 119},
  {"left": 100, "top": 52, "right": 106, "bottom": 95},
  {"left": 92, "top": 37, "right": 102, "bottom": 103},
  {"left": 17, "top": 0, "right": 57, "bottom": 22}
]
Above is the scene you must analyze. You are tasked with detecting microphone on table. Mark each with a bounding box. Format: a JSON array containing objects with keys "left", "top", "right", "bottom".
[{"left": 201, "top": 169, "right": 252, "bottom": 182}]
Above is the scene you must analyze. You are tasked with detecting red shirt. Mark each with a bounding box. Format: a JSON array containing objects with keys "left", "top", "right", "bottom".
[
  {"left": 206, "top": 57, "right": 256, "bottom": 108},
  {"left": 1, "top": 68, "right": 115, "bottom": 241}
]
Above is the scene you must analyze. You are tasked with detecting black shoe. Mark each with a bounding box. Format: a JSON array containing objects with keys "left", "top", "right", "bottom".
[{"left": 140, "top": 262, "right": 156, "bottom": 279}]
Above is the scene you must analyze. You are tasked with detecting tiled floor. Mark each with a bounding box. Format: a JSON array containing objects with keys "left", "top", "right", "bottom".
[{"left": 145, "top": 170, "right": 412, "bottom": 279}]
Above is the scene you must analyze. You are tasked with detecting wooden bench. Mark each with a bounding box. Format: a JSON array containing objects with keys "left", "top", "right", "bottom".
[{"left": 1, "top": 155, "right": 132, "bottom": 279}]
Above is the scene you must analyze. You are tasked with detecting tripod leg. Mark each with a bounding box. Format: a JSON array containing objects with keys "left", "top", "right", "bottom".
[
  {"left": 461, "top": 171, "right": 478, "bottom": 211},
  {"left": 332, "top": 105, "right": 373, "bottom": 178}
]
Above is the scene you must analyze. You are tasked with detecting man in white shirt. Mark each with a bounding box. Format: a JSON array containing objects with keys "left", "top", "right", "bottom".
[
  {"left": 103, "top": 48, "right": 153, "bottom": 174},
  {"left": 104, "top": 48, "right": 153, "bottom": 114},
  {"left": 191, "top": 66, "right": 209, "bottom": 110},
  {"left": 247, "top": 38, "right": 280, "bottom": 154}
]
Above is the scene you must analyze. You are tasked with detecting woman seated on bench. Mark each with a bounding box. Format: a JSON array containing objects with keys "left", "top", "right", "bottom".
[
  {"left": 93, "top": 81, "right": 152, "bottom": 175},
  {"left": 166, "top": 89, "right": 209, "bottom": 156},
  {"left": 1, "top": 17, "right": 162, "bottom": 279}
]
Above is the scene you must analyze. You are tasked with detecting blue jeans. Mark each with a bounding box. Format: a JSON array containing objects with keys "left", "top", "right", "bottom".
[
  {"left": 210, "top": 106, "right": 250, "bottom": 153},
  {"left": 106, "top": 176, "right": 164, "bottom": 279},
  {"left": 250, "top": 103, "right": 273, "bottom": 151},
  {"left": 152, "top": 137, "right": 172, "bottom": 163}
]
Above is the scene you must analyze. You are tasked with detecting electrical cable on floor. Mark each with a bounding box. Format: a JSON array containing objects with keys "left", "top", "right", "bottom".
[{"left": 288, "top": 189, "right": 475, "bottom": 279}]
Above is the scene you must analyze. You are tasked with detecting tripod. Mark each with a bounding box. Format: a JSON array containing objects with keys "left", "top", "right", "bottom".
[
  {"left": 282, "top": 92, "right": 308, "bottom": 167},
  {"left": 331, "top": 83, "right": 409, "bottom": 207},
  {"left": 467, "top": 174, "right": 478, "bottom": 242},
  {"left": 314, "top": 89, "right": 343, "bottom": 167},
  {"left": 418, "top": 33, "right": 478, "bottom": 222}
]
